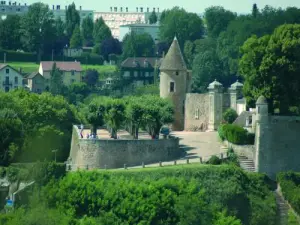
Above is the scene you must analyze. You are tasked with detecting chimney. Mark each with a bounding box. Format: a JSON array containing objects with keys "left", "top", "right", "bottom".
[
  {"left": 147, "top": 7, "right": 149, "bottom": 12},
  {"left": 153, "top": 7, "right": 155, "bottom": 12},
  {"left": 157, "top": 8, "right": 159, "bottom": 13},
  {"left": 25, "top": 3, "right": 26, "bottom": 6},
  {"left": 136, "top": 7, "right": 138, "bottom": 12},
  {"left": 8, "top": 1, "right": 11, "bottom": 5},
  {"left": 19, "top": 68, "right": 22, "bottom": 74},
  {"left": 126, "top": 7, "right": 128, "bottom": 12},
  {"left": 140, "top": 7, "right": 143, "bottom": 12},
  {"left": 65, "top": 5, "right": 67, "bottom": 10},
  {"left": 120, "top": 7, "right": 123, "bottom": 12},
  {"left": 52, "top": 5, "right": 54, "bottom": 10},
  {"left": 110, "top": 7, "right": 112, "bottom": 12},
  {"left": 79, "top": 6, "right": 82, "bottom": 10}
]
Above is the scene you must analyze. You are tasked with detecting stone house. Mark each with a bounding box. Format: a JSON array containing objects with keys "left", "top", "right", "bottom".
[
  {"left": 0, "top": 64, "right": 24, "bottom": 92},
  {"left": 25, "top": 72, "right": 45, "bottom": 94},
  {"left": 120, "top": 57, "right": 161, "bottom": 92},
  {"left": 159, "top": 37, "right": 246, "bottom": 131},
  {"left": 39, "top": 61, "right": 83, "bottom": 89}
]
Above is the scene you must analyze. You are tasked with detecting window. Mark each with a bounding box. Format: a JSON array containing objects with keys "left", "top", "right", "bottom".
[
  {"left": 14, "top": 76, "right": 18, "bottom": 84},
  {"left": 175, "top": 71, "right": 179, "bottom": 75},
  {"left": 6, "top": 68, "right": 9, "bottom": 74},
  {"left": 71, "top": 70, "right": 75, "bottom": 75},
  {"left": 195, "top": 108, "right": 199, "bottom": 119},
  {"left": 170, "top": 82, "right": 175, "bottom": 92}
]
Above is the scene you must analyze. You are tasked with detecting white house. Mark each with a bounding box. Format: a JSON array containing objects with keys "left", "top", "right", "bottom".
[{"left": 0, "top": 64, "right": 24, "bottom": 92}]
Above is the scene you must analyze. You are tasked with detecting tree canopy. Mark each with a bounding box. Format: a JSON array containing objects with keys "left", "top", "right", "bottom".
[
  {"left": 0, "top": 15, "right": 22, "bottom": 50},
  {"left": 93, "top": 17, "right": 112, "bottom": 44},
  {"left": 81, "top": 16, "right": 94, "bottom": 46},
  {"left": 149, "top": 11, "right": 158, "bottom": 24},
  {"left": 65, "top": 3, "right": 80, "bottom": 39},
  {"left": 70, "top": 25, "right": 82, "bottom": 48}
]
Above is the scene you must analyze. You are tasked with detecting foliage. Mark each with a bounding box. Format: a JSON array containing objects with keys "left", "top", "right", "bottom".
[
  {"left": 0, "top": 15, "right": 22, "bottom": 50},
  {"left": 41, "top": 165, "right": 276, "bottom": 225},
  {"left": 100, "top": 37, "right": 122, "bottom": 61},
  {"left": 277, "top": 172, "right": 300, "bottom": 215},
  {"left": 84, "top": 69, "right": 99, "bottom": 87},
  {"left": 204, "top": 6, "right": 236, "bottom": 38},
  {"left": 133, "top": 84, "right": 159, "bottom": 96},
  {"left": 122, "top": 32, "right": 155, "bottom": 59},
  {"left": 84, "top": 98, "right": 106, "bottom": 135},
  {"left": 82, "top": 16, "right": 94, "bottom": 46},
  {"left": 93, "top": 17, "right": 112, "bottom": 44},
  {"left": 288, "top": 209, "right": 300, "bottom": 225},
  {"left": 159, "top": 7, "right": 204, "bottom": 47},
  {"left": 183, "top": 40, "right": 195, "bottom": 68},
  {"left": 149, "top": 10, "right": 158, "bottom": 24},
  {"left": 218, "top": 124, "right": 254, "bottom": 145},
  {"left": 70, "top": 25, "right": 82, "bottom": 48},
  {"left": 239, "top": 24, "right": 300, "bottom": 114},
  {"left": 49, "top": 62, "right": 64, "bottom": 95},
  {"left": 207, "top": 155, "right": 221, "bottom": 165},
  {"left": 223, "top": 108, "right": 238, "bottom": 124},
  {"left": 66, "top": 2, "right": 80, "bottom": 39}
]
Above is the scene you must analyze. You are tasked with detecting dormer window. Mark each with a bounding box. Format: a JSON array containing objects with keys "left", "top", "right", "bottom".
[{"left": 175, "top": 71, "right": 179, "bottom": 75}]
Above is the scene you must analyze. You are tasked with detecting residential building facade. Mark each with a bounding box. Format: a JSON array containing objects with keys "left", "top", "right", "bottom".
[
  {"left": 39, "top": 61, "right": 83, "bottom": 88},
  {"left": 95, "top": 7, "right": 161, "bottom": 40},
  {"left": 0, "top": 64, "right": 23, "bottom": 92},
  {"left": 26, "top": 72, "right": 45, "bottom": 94},
  {"left": 0, "top": 1, "right": 28, "bottom": 20},
  {"left": 119, "top": 23, "right": 159, "bottom": 41}
]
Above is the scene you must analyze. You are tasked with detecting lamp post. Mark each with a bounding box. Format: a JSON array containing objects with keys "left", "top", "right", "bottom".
[{"left": 52, "top": 149, "right": 58, "bottom": 162}]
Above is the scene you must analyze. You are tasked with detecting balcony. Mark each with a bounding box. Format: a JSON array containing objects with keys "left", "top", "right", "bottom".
[{"left": 2, "top": 81, "right": 12, "bottom": 86}]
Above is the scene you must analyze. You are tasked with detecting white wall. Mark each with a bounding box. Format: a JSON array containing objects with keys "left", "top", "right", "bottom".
[{"left": 0, "top": 66, "right": 23, "bottom": 92}]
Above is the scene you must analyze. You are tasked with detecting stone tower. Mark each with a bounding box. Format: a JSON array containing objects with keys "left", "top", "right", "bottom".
[
  {"left": 229, "top": 80, "right": 243, "bottom": 111},
  {"left": 208, "top": 80, "right": 223, "bottom": 131},
  {"left": 160, "top": 37, "right": 188, "bottom": 131},
  {"left": 254, "top": 96, "right": 269, "bottom": 172}
]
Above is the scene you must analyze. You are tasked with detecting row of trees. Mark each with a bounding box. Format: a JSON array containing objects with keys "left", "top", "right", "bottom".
[{"left": 84, "top": 95, "right": 173, "bottom": 139}]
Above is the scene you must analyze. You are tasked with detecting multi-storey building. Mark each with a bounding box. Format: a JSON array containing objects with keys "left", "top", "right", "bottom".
[
  {"left": 0, "top": 1, "right": 28, "bottom": 20},
  {"left": 0, "top": 64, "right": 24, "bottom": 92},
  {"left": 95, "top": 7, "right": 161, "bottom": 40},
  {"left": 119, "top": 23, "right": 159, "bottom": 41}
]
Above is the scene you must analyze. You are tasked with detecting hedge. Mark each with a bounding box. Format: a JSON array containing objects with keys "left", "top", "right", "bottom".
[
  {"left": 0, "top": 49, "right": 104, "bottom": 65},
  {"left": 277, "top": 172, "right": 300, "bottom": 215},
  {"left": 218, "top": 124, "right": 255, "bottom": 145}
]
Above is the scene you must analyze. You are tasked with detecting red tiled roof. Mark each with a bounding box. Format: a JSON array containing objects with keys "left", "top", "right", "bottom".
[{"left": 41, "top": 61, "right": 83, "bottom": 72}]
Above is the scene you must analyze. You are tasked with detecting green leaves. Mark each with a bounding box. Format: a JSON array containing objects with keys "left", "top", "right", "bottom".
[
  {"left": 70, "top": 25, "right": 83, "bottom": 48},
  {"left": 93, "top": 18, "right": 112, "bottom": 44}
]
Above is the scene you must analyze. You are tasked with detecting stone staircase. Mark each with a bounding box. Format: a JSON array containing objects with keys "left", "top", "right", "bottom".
[
  {"left": 274, "top": 189, "right": 289, "bottom": 225},
  {"left": 238, "top": 155, "right": 255, "bottom": 172}
]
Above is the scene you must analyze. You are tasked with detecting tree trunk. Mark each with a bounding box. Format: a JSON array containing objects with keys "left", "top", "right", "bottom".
[
  {"left": 92, "top": 125, "right": 97, "bottom": 136},
  {"left": 134, "top": 126, "right": 139, "bottom": 139}
]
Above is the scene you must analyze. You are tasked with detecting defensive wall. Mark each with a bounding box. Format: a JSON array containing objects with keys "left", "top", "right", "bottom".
[{"left": 69, "top": 126, "right": 181, "bottom": 169}]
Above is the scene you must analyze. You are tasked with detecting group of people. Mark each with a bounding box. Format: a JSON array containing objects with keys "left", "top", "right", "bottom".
[{"left": 86, "top": 133, "right": 98, "bottom": 139}]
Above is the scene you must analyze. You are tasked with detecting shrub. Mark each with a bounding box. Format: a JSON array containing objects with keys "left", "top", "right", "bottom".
[
  {"left": 223, "top": 108, "right": 238, "bottom": 124},
  {"left": 226, "top": 148, "right": 239, "bottom": 166},
  {"left": 207, "top": 155, "right": 221, "bottom": 165},
  {"left": 219, "top": 124, "right": 254, "bottom": 145}
]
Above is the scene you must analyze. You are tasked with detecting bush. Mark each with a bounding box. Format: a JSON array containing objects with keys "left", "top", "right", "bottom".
[
  {"left": 207, "top": 155, "right": 221, "bottom": 165},
  {"left": 219, "top": 124, "right": 254, "bottom": 145},
  {"left": 223, "top": 108, "right": 238, "bottom": 124},
  {"left": 0, "top": 49, "right": 36, "bottom": 62}
]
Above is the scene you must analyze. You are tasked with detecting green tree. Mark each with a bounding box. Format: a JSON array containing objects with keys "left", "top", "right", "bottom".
[
  {"left": 183, "top": 40, "right": 195, "bottom": 69},
  {"left": 50, "top": 63, "right": 64, "bottom": 95},
  {"left": 0, "top": 15, "right": 22, "bottom": 50},
  {"left": 159, "top": 7, "right": 204, "bottom": 47},
  {"left": 84, "top": 69, "right": 99, "bottom": 87},
  {"left": 223, "top": 108, "right": 238, "bottom": 124},
  {"left": 125, "top": 97, "right": 144, "bottom": 139},
  {"left": 70, "top": 25, "right": 82, "bottom": 48},
  {"left": 149, "top": 10, "right": 158, "bottom": 24},
  {"left": 65, "top": 2, "right": 80, "bottom": 39},
  {"left": 82, "top": 16, "right": 94, "bottom": 46},
  {"left": 85, "top": 99, "right": 105, "bottom": 135},
  {"left": 239, "top": 24, "right": 300, "bottom": 114},
  {"left": 204, "top": 6, "right": 236, "bottom": 38},
  {"left": 93, "top": 17, "right": 112, "bottom": 44},
  {"left": 122, "top": 32, "right": 154, "bottom": 59},
  {"left": 21, "top": 3, "right": 55, "bottom": 61},
  {"left": 213, "top": 211, "right": 242, "bottom": 225}
]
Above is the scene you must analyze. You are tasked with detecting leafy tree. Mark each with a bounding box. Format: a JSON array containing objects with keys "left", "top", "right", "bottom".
[
  {"left": 204, "top": 6, "right": 236, "bottom": 38},
  {"left": 66, "top": 82, "right": 90, "bottom": 105},
  {"left": 100, "top": 37, "right": 122, "bottom": 61},
  {"left": 223, "top": 108, "right": 238, "bottom": 124},
  {"left": 93, "top": 17, "right": 112, "bottom": 44},
  {"left": 0, "top": 15, "right": 22, "bottom": 50},
  {"left": 70, "top": 25, "right": 82, "bottom": 48},
  {"left": 50, "top": 63, "right": 64, "bottom": 95},
  {"left": 85, "top": 99, "right": 106, "bottom": 135},
  {"left": 133, "top": 84, "right": 159, "bottom": 96},
  {"left": 20, "top": 3, "right": 55, "bottom": 61},
  {"left": 0, "top": 109, "right": 22, "bottom": 166},
  {"left": 52, "top": 17, "right": 68, "bottom": 54},
  {"left": 82, "top": 16, "right": 94, "bottom": 46},
  {"left": 213, "top": 211, "right": 242, "bottom": 225},
  {"left": 252, "top": 4, "right": 259, "bottom": 18},
  {"left": 84, "top": 69, "right": 99, "bottom": 87},
  {"left": 156, "top": 41, "right": 169, "bottom": 57},
  {"left": 65, "top": 2, "right": 80, "bottom": 39},
  {"left": 239, "top": 24, "right": 300, "bottom": 114},
  {"left": 122, "top": 32, "right": 155, "bottom": 59},
  {"left": 183, "top": 40, "right": 195, "bottom": 68},
  {"left": 149, "top": 10, "right": 158, "bottom": 24},
  {"left": 159, "top": 7, "right": 204, "bottom": 47},
  {"left": 125, "top": 97, "right": 144, "bottom": 139}
]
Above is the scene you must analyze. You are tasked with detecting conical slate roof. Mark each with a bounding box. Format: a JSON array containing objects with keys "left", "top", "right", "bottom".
[{"left": 159, "top": 37, "right": 187, "bottom": 71}]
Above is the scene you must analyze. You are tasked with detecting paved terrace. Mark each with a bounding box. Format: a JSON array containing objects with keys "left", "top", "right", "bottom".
[{"left": 77, "top": 128, "right": 227, "bottom": 169}]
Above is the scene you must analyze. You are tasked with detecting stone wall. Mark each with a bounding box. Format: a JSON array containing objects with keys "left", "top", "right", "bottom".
[
  {"left": 256, "top": 116, "right": 300, "bottom": 179},
  {"left": 222, "top": 93, "right": 230, "bottom": 111},
  {"left": 224, "top": 140, "right": 255, "bottom": 161},
  {"left": 184, "top": 93, "right": 209, "bottom": 131},
  {"left": 69, "top": 126, "right": 181, "bottom": 169}
]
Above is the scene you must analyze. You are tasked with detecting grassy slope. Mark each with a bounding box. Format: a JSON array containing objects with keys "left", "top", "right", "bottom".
[{"left": 7, "top": 62, "right": 116, "bottom": 74}]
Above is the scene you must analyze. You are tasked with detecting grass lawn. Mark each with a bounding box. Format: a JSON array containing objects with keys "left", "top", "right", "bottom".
[{"left": 7, "top": 61, "right": 116, "bottom": 74}]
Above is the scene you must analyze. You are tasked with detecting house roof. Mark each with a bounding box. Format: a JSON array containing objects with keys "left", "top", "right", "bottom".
[
  {"left": 0, "top": 64, "right": 23, "bottom": 76},
  {"left": 159, "top": 36, "right": 187, "bottom": 71},
  {"left": 40, "top": 61, "right": 83, "bottom": 72},
  {"left": 27, "top": 72, "right": 44, "bottom": 79},
  {"left": 121, "top": 57, "right": 162, "bottom": 69}
]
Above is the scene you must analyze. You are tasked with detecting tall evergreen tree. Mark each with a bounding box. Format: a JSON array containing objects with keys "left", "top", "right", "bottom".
[
  {"left": 70, "top": 25, "right": 82, "bottom": 48},
  {"left": 93, "top": 17, "right": 112, "bottom": 44},
  {"left": 252, "top": 4, "right": 259, "bottom": 18},
  {"left": 65, "top": 3, "right": 80, "bottom": 39},
  {"left": 149, "top": 11, "right": 158, "bottom": 24},
  {"left": 81, "top": 16, "right": 94, "bottom": 46},
  {"left": 50, "top": 63, "right": 64, "bottom": 95},
  {"left": 0, "top": 15, "right": 22, "bottom": 50}
]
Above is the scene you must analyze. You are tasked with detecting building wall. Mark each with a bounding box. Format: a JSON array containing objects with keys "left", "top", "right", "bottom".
[
  {"left": 51, "top": 8, "right": 94, "bottom": 24},
  {"left": 0, "top": 3, "right": 28, "bottom": 19},
  {"left": 41, "top": 71, "right": 81, "bottom": 87},
  {"left": 119, "top": 24, "right": 159, "bottom": 41},
  {"left": 29, "top": 76, "right": 45, "bottom": 93},
  {"left": 255, "top": 115, "right": 300, "bottom": 179},
  {"left": 0, "top": 67, "right": 23, "bottom": 92},
  {"left": 184, "top": 93, "right": 209, "bottom": 131},
  {"left": 69, "top": 126, "right": 181, "bottom": 169}
]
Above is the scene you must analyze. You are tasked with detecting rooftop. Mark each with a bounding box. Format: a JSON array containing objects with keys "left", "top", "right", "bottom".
[
  {"left": 40, "top": 61, "right": 83, "bottom": 72},
  {"left": 121, "top": 57, "right": 162, "bottom": 68},
  {"left": 120, "top": 23, "right": 159, "bottom": 28}
]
